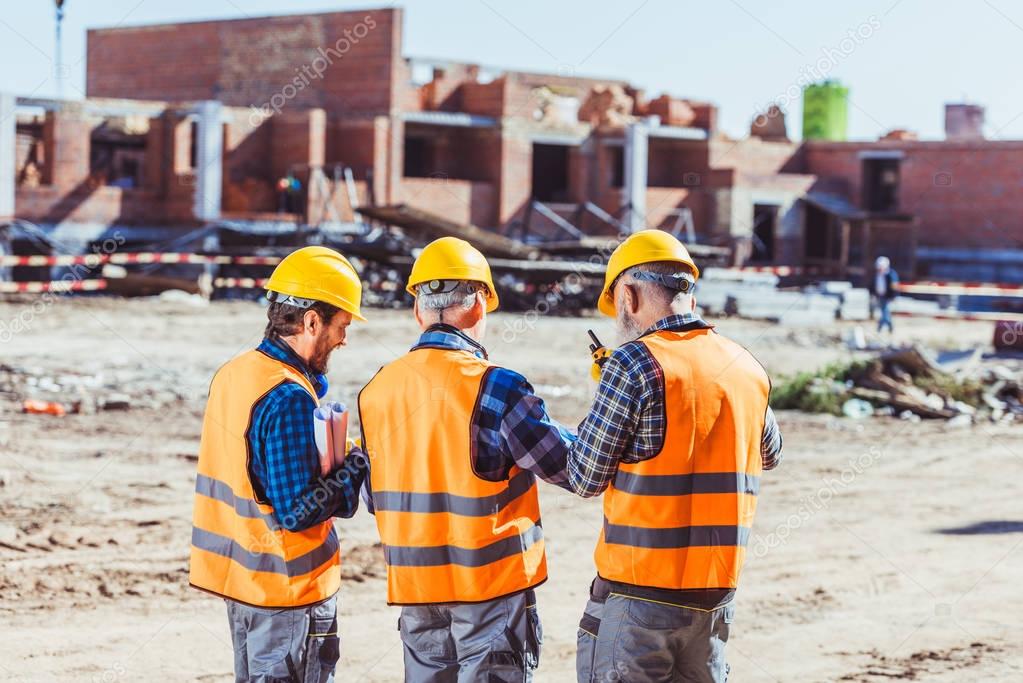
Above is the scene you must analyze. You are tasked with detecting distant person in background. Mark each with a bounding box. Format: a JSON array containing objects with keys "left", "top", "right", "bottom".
[
  {"left": 277, "top": 174, "right": 302, "bottom": 214},
  {"left": 872, "top": 256, "right": 899, "bottom": 335}
]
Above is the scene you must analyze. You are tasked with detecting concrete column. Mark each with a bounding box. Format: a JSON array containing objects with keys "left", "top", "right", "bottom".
[
  {"left": 0, "top": 93, "right": 15, "bottom": 220},
  {"left": 624, "top": 121, "right": 649, "bottom": 232},
  {"left": 386, "top": 115, "right": 404, "bottom": 205},
  {"left": 193, "top": 100, "right": 223, "bottom": 222}
]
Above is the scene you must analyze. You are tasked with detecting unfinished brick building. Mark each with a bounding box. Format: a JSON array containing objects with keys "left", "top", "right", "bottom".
[{"left": 2, "top": 7, "right": 1022, "bottom": 282}]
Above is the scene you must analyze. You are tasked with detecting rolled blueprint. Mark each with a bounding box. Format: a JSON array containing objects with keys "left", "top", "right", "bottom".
[
  {"left": 312, "top": 401, "right": 349, "bottom": 476},
  {"left": 327, "top": 401, "right": 349, "bottom": 471}
]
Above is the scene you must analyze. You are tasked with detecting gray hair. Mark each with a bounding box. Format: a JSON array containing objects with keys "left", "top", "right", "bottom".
[
  {"left": 416, "top": 280, "right": 482, "bottom": 312},
  {"left": 621, "top": 261, "right": 695, "bottom": 312}
]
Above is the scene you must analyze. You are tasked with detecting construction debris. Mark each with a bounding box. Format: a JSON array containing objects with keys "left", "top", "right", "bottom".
[
  {"left": 577, "top": 85, "right": 636, "bottom": 128},
  {"left": 2, "top": 363, "right": 195, "bottom": 416},
  {"left": 772, "top": 345, "right": 1023, "bottom": 423}
]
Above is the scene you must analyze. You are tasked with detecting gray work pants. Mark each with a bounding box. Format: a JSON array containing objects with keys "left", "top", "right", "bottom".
[
  {"left": 226, "top": 595, "right": 339, "bottom": 683},
  {"left": 577, "top": 592, "right": 733, "bottom": 682},
  {"left": 398, "top": 589, "right": 542, "bottom": 682}
]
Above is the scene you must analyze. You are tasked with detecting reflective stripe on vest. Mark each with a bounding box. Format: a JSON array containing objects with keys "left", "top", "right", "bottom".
[
  {"left": 612, "top": 471, "right": 760, "bottom": 497},
  {"left": 191, "top": 526, "right": 340, "bottom": 576},
  {"left": 359, "top": 347, "right": 548, "bottom": 605},
  {"left": 195, "top": 473, "right": 280, "bottom": 531},
  {"left": 594, "top": 327, "right": 770, "bottom": 591},
  {"left": 383, "top": 522, "right": 544, "bottom": 567},
  {"left": 371, "top": 469, "right": 536, "bottom": 516},
  {"left": 602, "top": 519, "right": 752, "bottom": 549},
  {"left": 189, "top": 349, "right": 341, "bottom": 608}
]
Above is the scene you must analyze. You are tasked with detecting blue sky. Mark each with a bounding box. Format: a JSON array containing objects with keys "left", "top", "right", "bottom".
[{"left": 2, "top": 0, "right": 1022, "bottom": 141}]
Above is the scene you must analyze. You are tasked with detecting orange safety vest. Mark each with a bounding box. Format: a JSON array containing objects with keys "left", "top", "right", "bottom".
[
  {"left": 595, "top": 325, "right": 770, "bottom": 591},
  {"left": 359, "top": 347, "right": 547, "bottom": 605},
  {"left": 189, "top": 349, "right": 340, "bottom": 608}
]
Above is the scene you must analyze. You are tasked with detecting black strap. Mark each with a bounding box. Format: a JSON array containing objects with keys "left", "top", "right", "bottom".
[
  {"left": 596, "top": 576, "right": 734, "bottom": 610},
  {"left": 284, "top": 652, "right": 301, "bottom": 683}
]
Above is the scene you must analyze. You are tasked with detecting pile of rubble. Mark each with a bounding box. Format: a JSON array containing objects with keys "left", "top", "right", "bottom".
[
  {"left": 790, "top": 346, "right": 1023, "bottom": 424},
  {"left": 1, "top": 363, "right": 195, "bottom": 417}
]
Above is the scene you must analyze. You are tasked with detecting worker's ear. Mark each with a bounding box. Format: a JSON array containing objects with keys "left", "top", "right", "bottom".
[
  {"left": 464, "top": 292, "right": 485, "bottom": 327},
  {"left": 413, "top": 298, "right": 425, "bottom": 328},
  {"left": 620, "top": 282, "right": 640, "bottom": 316},
  {"left": 303, "top": 308, "right": 322, "bottom": 337}
]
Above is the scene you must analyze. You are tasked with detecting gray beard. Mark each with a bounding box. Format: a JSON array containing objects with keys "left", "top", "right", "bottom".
[{"left": 616, "top": 312, "right": 644, "bottom": 345}]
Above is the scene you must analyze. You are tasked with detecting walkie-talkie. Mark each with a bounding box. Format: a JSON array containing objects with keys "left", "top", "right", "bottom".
[{"left": 588, "top": 330, "right": 612, "bottom": 381}]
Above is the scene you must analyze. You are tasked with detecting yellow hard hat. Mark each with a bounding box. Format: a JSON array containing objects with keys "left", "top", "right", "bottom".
[
  {"left": 406, "top": 237, "right": 499, "bottom": 312},
  {"left": 265, "top": 246, "right": 366, "bottom": 321},
  {"left": 598, "top": 230, "right": 700, "bottom": 317}
]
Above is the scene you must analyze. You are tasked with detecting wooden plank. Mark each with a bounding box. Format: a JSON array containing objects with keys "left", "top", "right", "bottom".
[{"left": 358, "top": 204, "right": 539, "bottom": 260}]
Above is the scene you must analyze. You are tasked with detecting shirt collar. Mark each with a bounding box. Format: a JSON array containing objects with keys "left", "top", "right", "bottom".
[
  {"left": 413, "top": 323, "right": 488, "bottom": 359},
  {"left": 644, "top": 311, "right": 711, "bottom": 336},
  {"left": 257, "top": 336, "right": 327, "bottom": 397}
]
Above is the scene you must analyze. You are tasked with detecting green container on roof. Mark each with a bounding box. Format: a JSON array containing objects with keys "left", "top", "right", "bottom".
[{"left": 802, "top": 80, "right": 849, "bottom": 141}]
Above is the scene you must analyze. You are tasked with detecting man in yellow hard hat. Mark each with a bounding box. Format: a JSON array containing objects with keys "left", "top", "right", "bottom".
[
  {"left": 568, "top": 230, "right": 783, "bottom": 683},
  {"left": 357, "top": 236, "right": 575, "bottom": 681},
  {"left": 190, "top": 246, "right": 368, "bottom": 682}
]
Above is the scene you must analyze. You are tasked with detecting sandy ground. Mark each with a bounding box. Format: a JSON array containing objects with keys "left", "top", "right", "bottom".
[{"left": 1, "top": 298, "right": 1021, "bottom": 682}]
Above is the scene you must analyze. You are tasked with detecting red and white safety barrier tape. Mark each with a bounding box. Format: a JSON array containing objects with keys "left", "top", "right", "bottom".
[
  {"left": 0, "top": 279, "right": 108, "bottom": 293},
  {"left": 896, "top": 281, "right": 1023, "bottom": 298},
  {"left": 729, "top": 266, "right": 807, "bottom": 276},
  {"left": 893, "top": 309, "right": 1023, "bottom": 323},
  {"left": 0, "top": 253, "right": 284, "bottom": 267},
  {"left": 213, "top": 277, "right": 269, "bottom": 289}
]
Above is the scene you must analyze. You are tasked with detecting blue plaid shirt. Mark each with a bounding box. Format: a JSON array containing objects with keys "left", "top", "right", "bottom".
[
  {"left": 566, "top": 313, "right": 783, "bottom": 498},
  {"left": 361, "top": 325, "right": 576, "bottom": 512},
  {"left": 248, "top": 337, "right": 365, "bottom": 531}
]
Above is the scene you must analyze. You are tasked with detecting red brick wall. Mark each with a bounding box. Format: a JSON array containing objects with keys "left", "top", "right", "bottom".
[
  {"left": 709, "top": 138, "right": 802, "bottom": 184},
  {"left": 15, "top": 186, "right": 195, "bottom": 225},
  {"left": 496, "top": 131, "right": 532, "bottom": 225},
  {"left": 222, "top": 113, "right": 274, "bottom": 213},
  {"left": 804, "top": 141, "right": 1023, "bottom": 248},
  {"left": 398, "top": 177, "right": 496, "bottom": 227},
  {"left": 328, "top": 119, "right": 379, "bottom": 179},
  {"left": 270, "top": 109, "right": 326, "bottom": 181},
  {"left": 461, "top": 80, "right": 506, "bottom": 118},
  {"left": 327, "top": 115, "right": 403, "bottom": 205},
  {"left": 87, "top": 9, "right": 402, "bottom": 116},
  {"left": 42, "top": 109, "right": 92, "bottom": 189},
  {"left": 645, "top": 187, "right": 700, "bottom": 230},
  {"left": 648, "top": 138, "right": 709, "bottom": 188}
]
